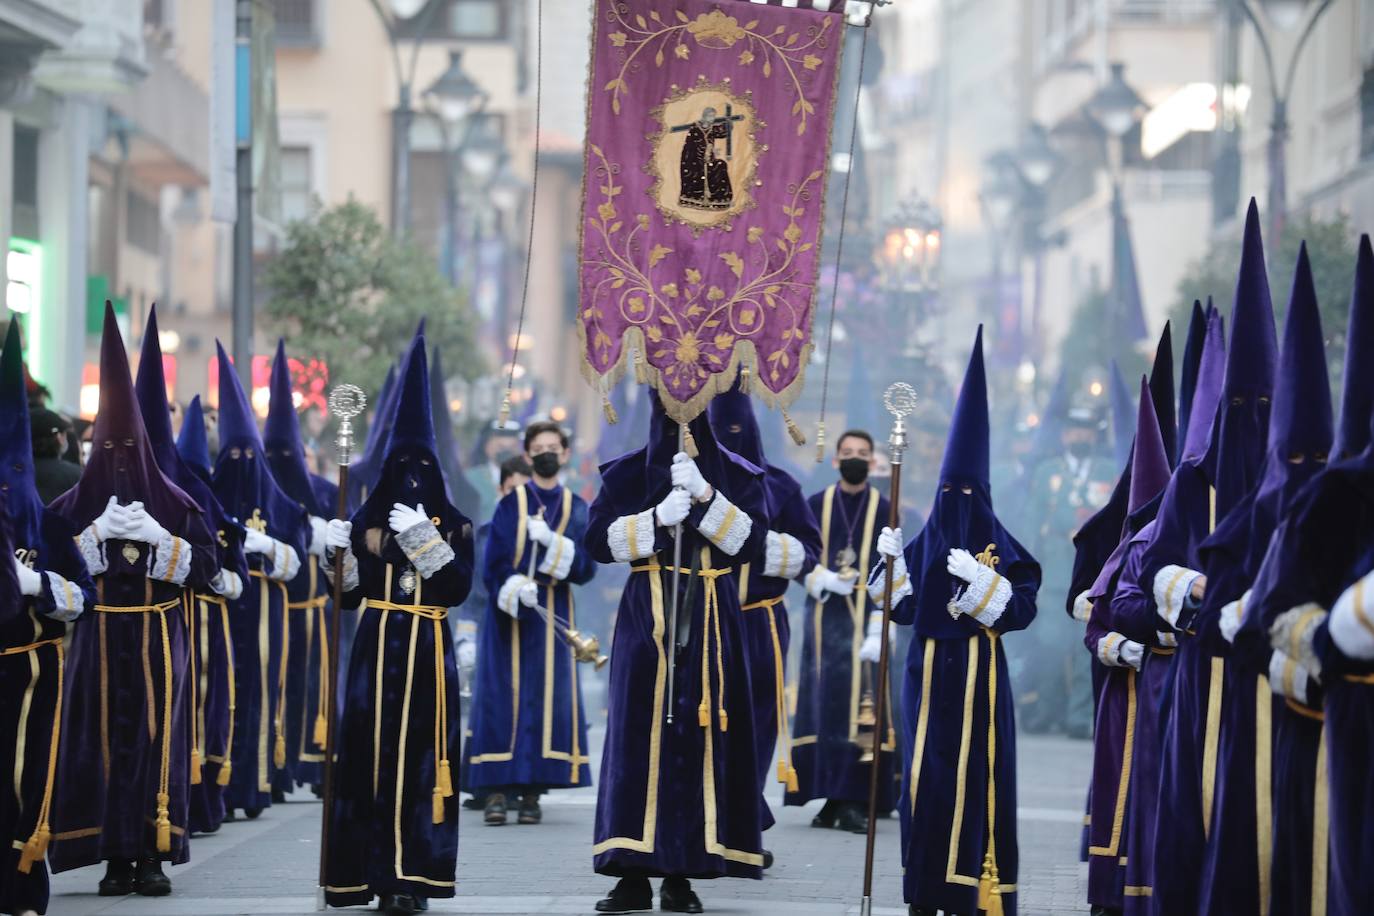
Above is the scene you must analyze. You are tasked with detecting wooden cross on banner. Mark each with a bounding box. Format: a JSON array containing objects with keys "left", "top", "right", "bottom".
[{"left": 669, "top": 104, "right": 746, "bottom": 158}]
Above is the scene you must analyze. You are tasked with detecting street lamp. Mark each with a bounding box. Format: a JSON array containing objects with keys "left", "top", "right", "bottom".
[
  {"left": 1017, "top": 122, "right": 1059, "bottom": 190},
  {"left": 421, "top": 50, "right": 488, "bottom": 285},
  {"left": 1234, "top": 0, "right": 1336, "bottom": 236},
  {"left": 1085, "top": 62, "right": 1145, "bottom": 177}
]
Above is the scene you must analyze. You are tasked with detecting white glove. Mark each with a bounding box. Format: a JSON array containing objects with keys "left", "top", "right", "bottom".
[
  {"left": 808, "top": 567, "right": 855, "bottom": 600},
  {"left": 123, "top": 504, "right": 168, "bottom": 545},
  {"left": 670, "top": 451, "right": 710, "bottom": 500},
  {"left": 308, "top": 516, "right": 329, "bottom": 557},
  {"left": 876, "top": 526, "right": 904, "bottom": 559},
  {"left": 526, "top": 515, "right": 553, "bottom": 546},
  {"left": 14, "top": 558, "right": 42, "bottom": 597},
  {"left": 1120, "top": 641, "right": 1144, "bottom": 670},
  {"left": 325, "top": 519, "right": 352, "bottom": 551},
  {"left": 93, "top": 496, "right": 132, "bottom": 541},
  {"left": 947, "top": 548, "right": 981, "bottom": 583},
  {"left": 859, "top": 633, "right": 882, "bottom": 663},
  {"left": 655, "top": 489, "right": 691, "bottom": 527},
  {"left": 243, "top": 528, "right": 275, "bottom": 555},
  {"left": 389, "top": 502, "right": 429, "bottom": 535},
  {"left": 456, "top": 639, "right": 477, "bottom": 669},
  {"left": 518, "top": 580, "right": 540, "bottom": 608}
]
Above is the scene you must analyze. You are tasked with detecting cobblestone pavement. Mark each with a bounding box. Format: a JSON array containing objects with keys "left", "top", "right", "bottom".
[{"left": 46, "top": 727, "right": 1088, "bottom": 916}]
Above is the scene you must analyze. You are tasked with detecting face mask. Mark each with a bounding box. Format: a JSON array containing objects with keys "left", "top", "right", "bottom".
[
  {"left": 531, "top": 452, "right": 562, "bottom": 479},
  {"left": 1068, "top": 441, "right": 1092, "bottom": 460},
  {"left": 838, "top": 457, "right": 869, "bottom": 485}
]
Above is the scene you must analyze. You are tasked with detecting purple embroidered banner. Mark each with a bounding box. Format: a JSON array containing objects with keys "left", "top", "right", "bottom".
[{"left": 577, "top": 0, "right": 844, "bottom": 424}]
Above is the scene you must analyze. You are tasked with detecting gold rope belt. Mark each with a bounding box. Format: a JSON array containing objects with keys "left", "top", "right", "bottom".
[
  {"left": 632, "top": 552, "right": 729, "bottom": 731},
  {"left": 1342, "top": 672, "right": 1374, "bottom": 684},
  {"left": 740, "top": 595, "right": 785, "bottom": 612},
  {"left": 1286, "top": 698, "right": 1325, "bottom": 722},
  {"left": 1, "top": 636, "right": 63, "bottom": 656},
  {"left": 93, "top": 596, "right": 179, "bottom": 852},
  {"left": 738, "top": 593, "right": 798, "bottom": 788},
  {"left": 249, "top": 572, "right": 293, "bottom": 770},
  {"left": 15, "top": 637, "right": 63, "bottom": 873},
  {"left": 1150, "top": 647, "right": 1176, "bottom": 656},
  {"left": 371, "top": 590, "right": 453, "bottom": 822},
  {"left": 292, "top": 558, "right": 330, "bottom": 748}
]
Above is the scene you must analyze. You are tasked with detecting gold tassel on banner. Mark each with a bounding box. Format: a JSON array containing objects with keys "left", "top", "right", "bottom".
[
  {"left": 738, "top": 365, "right": 751, "bottom": 394},
  {"left": 274, "top": 733, "right": 286, "bottom": 770},
  {"left": 814, "top": 420, "right": 826, "bottom": 463},
  {"left": 784, "top": 410, "right": 806, "bottom": 445},
  {"left": 313, "top": 713, "right": 328, "bottom": 748},
  {"left": 190, "top": 747, "right": 202, "bottom": 785},
  {"left": 432, "top": 786, "right": 446, "bottom": 825},
  {"left": 683, "top": 425, "right": 699, "bottom": 458},
  {"left": 155, "top": 792, "right": 172, "bottom": 852},
  {"left": 602, "top": 395, "right": 619, "bottom": 425},
  {"left": 217, "top": 760, "right": 232, "bottom": 786},
  {"left": 497, "top": 393, "right": 512, "bottom": 428}
]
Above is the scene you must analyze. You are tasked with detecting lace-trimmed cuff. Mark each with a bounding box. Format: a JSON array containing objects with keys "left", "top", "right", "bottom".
[
  {"left": 42, "top": 572, "right": 84, "bottom": 622},
  {"left": 265, "top": 541, "right": 302, "bottom": 582},
  {"left": 865, "top": 556, "right": 911, "bottom": 606},
  {"left": 952, "top": 564, "right": 1011, "bottom": 627},
  {"left": 1218, "top": 589, "right": 1253, "bottom": 644},
  {"left": 75, "top": 526, "right": 108, "bottom": 576},
  {"left": 537, "top": 535, "right": 575, "bottom": 581},
  {"left": 149, "top": 532, "right": 192, "bottom": 585},
  {"left": 396, "top": 520, "right": 455, "bottom": 580},
  {"left": 695, "top": 491, "right": 752, "bottom": 557},
  {"left": 497, "top": 574, "right": 532, "bottom": 618},
  {"left": 1268, "top": 650, "right": 1315, "bottom": 705},
  {"left": 1270, "top": 603, "right": 1328, "bottom": 675},
  {"left": 321, "top": 548, "right": 359, "bottom": 593},
  {"left": 608, "top": 509, "right": 656, "bottom": 563},
  {"left": 1153, "top": 564, "right": 1202, "bottom": 630},
  {"left": 762, "top": 531, "right": 805, "bottom": 579},
  {"left": 1072, "top": 590, "right": 1093, "bottom": 622},
  {"left": 210, "top": 569, "right": 244, "bottom": 600},
  {"left": 1329, "top": 572, "right": 1374, "bottom": 662},
  {"left": 1157, "top": 630, "right": 1178, "bottom": 648}
]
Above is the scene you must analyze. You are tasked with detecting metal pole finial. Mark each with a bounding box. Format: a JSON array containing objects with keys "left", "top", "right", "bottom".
[
  {"left": 329, "top": 383, "right": 367, "bottom": 468},
  {"left": 883, "top": 382, "right": 916, "bottom": 466}
]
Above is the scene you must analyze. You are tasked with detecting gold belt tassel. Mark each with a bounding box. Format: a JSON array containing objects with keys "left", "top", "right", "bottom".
[
  {"left": 186, "top": 594, "right": 202, "bottom": 785},
  {"left": 432, "top": 617, "right": 452, "bottom": 824},
  {"left": 218, "top": 600, "right": 236, "bottom": 786},
  {"left": 17, "top": 640, "right": 64, "bottom": 873},
  {"left": 977, "top": 630, "right": 1004, "bottom": 915},
  {"left": 314, "top": 600, "right": 329, "bottom": 748},
  {"left": 274, "top": 582, "right": 290, "bottom": 770}
]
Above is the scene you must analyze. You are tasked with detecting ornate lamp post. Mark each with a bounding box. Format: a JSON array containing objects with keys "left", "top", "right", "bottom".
[{"left": 422, "top": 50, "right": 488, "bottom": 284}]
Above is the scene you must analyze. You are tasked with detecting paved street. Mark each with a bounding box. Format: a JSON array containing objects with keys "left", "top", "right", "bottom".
[{"left": 46, "top": 727, "right": 1089, "bottom": 916}]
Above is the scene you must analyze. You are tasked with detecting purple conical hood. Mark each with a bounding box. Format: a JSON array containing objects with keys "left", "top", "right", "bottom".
[
  {"left": 1334, "top": 234, "right": 1374, "bottom": 459},
  {"left": 1129, "top": 377, "right": 1171, "bottom": 514},
  {"left": 1222, "top": 199, "right": 1280, "bottom": 397},
  {"left": 1176, "top": 300, "right": 1207, "bottom": 464},
  {"left": 1264, "top": 243, "right": 1332, "bottom": 476},
  {"left": 707, "top": 373, "right": 764, "bottom": 467},
  {"left": 177, "top": 395, "right": 211, "bottom": 475},
  {"left": 215, "top": 340, "right": 265, "bottom": 452},
  {"left": 385, "top": 328, "right": 437, "bottom": 457},
  {"left": 134, "top": 306, "right": 180, "bottom": 473},
  {"left": 939, "top": 326, "right": 990, "bottom": 485},
  {"left": 263, "top": 339, "right": 324, "bottom": 516},
  {"left": 1148, "top": 320, "right": 1177, "bottom": 467},
  {"left": 0, "top": 322, "right": 43, "bottom": 546},
  {"left": 1181, "top": 308, "right": 1226, "bottom": 465}
]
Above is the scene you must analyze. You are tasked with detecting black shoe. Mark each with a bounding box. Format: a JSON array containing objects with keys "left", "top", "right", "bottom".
[
  {"left": 98, "top": 860, "right": 134, "bottom": 896},
  {"left": 462, "top": 793, "right": 487, "bottom": 810},
  {"left": 810, "top": 799, "right": 838, "bottom": 829},
  {"left": 659, "top": 877, "right": 703, "bottom": 914},
  {"left": 908, "top": 908, "right": 939, "bottom": 916},
  {"left": 378, "top": 892, "right": 424, "bottom": 915},
  {"left": 223, "top": 808, "right": 237, "bottom": 822},
  {"left": 243, "top": 807, "right": 263, "bottom": 820},
  {"left": 835, "top": 803, "right": 869, "bottom": 834},
  {"left": 518, "top": 793, "right": 542, "bottom": 825},
  {"left": 484, "top": 792, "right": 508, "bottom": 826},
  {"left": 311, "top": 783, "right": 323, "bottom": 799},
  {"left": 1090, "top": 908, "right": 1123, "bottom": 916},
  {"left": 595, "top": 876, "right": 652, "bottom": 913},
  {"left": 134, "top": 858, "right": 171, "bottom": 897},
  {"left": 761, "top": 849, "right": 774, "bottom": 870}
]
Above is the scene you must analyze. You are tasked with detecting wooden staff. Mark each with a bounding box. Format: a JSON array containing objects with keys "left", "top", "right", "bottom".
[
  {"left": 860, "top": 382, "right": 915, "bottom": 916},
  {"left": 665, "top": 421, "right": 687, "bottom": 724},
  {"left": 318, "top": 383, "right": 364, "bottom": 910}
]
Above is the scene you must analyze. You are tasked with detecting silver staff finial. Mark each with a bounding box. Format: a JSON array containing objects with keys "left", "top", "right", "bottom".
[
  {"left": 328, "top": 383, "right": 367, "bottom": 468},
  {"left": 883, "top": 382, "right": 916, "bottom": 467}
]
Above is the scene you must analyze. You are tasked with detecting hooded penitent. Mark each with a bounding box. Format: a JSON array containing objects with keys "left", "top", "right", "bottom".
[
  {"left": 881, "top": 326, "right": 1041, "bottom": 916},
  {"left": 1176, "top": 299, "right": 1208, "bottom": 465},
  {"left": 177, "top": 395, "right": 213, "bottom": 481},
  {"left": 325, "top": 327, "right": 475, "bottom": 908},
  {"left": 1333, "top": 234, "right": 1374, "bottom": 461},
  {"left": 264, "top": 340, "right": 328, "bottom": 518},
  {"left": 48, "top": 303, "right": 213, "bottom": 875},
  {"left": 0, "top": 322, "right": 46, "bottom": 550}
]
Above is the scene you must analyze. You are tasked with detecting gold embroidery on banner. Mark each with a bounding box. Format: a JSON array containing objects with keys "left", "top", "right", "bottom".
[
  {"left": 1088, "top": 669, "right": 1136, "bottom": 858},
  {"left": 908, "top": 638, "right": 935, "bottom": 813},
  {"left": 1255, "top": 675, "right": 1272, "bottom": 916},
  {"left": 1201, "top": 657, "right": 1225, "bottom": 838}
]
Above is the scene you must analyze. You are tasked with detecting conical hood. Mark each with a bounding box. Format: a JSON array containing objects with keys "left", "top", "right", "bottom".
[
  {"left": 177, "top": 395, "right": 212, "bottom": 477},
  {"left": 429, "top": 347, "right": 482, "bottom": 520},
  {"left": 1148, "top": 320, "right": 1177, "bottom": 467},
  {"left": 263, "top": 339, "right": 324, "bottom": 516},
  {"left": 0, "top": 321, "right": 43, "bottom": 544},
  {"left": 1176, "top": 300, "right": 1207, "bottom": 463},
  {"left": 1108, "top": 360, "right": 1135, "bottom": 468},
  {"left": 215, "top": 340, "right": 264, "bottom": 452},
  {"left": 385, "top": 329, "right": 437, "bottom": 457},
  {"left": 1129, "top": 377, "right": 1171, "bottom": 514},
  {"left": 1334, "top": 234, "right": 1374, "bottom": 459},
  {"left": 707, "top": 372, "right": 764, "bottom": 467},
  {"left": 1181, "top": 307, "right": 1226, "bottom": 465},
  {"left": 1223, "top": 199, "right": 1280, "bottom": 397},
  {"left": 134, "top": 306, "right": 180, "bottom": 472},
  {"left": 53, "top": 303, "right": 195, "bottom": 528},
  {"left": 939, "top": 326, "right": 990, "bottom": 485},
  {"left": 1265, "top": 243, "right": 1332, "bottom": 475}
]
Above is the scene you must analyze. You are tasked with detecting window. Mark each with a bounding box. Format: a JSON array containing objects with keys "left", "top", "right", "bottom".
[
  {"left": 272, "top": 0, "right": 319, "bottom": 47},
  {"left": 280, "top": 146, "right": 314, "bottom": 224},
  {"left": 400, "top": 0, "right": 508, "bottom": 41}
]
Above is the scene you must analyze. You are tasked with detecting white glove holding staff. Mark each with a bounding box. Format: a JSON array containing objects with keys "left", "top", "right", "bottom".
[
  {"left": 670, "top": 452, "right": 711, "bottom": 501},
  {"left": 325, "top": 519, "right": 352, "bottom": 551},
  {"left": 876, "top": 526, "right": 904, "bottom": 559},
  {"left": 518, "top": 580, "right": 540, "bottom": 608},
  {"left": 655, "top": 489, "right": 691, "bottom": 527},
  {"left": 526, "top": 515, "right": 553, "bottom": 546}
]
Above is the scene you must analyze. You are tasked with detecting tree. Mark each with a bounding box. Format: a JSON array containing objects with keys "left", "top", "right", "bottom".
[
  {"left": 262, "top": 199, "right": 487, "bottom": 403},
  {"left": 1169, "top": 213, "right": 1358, "bottom": 390}
]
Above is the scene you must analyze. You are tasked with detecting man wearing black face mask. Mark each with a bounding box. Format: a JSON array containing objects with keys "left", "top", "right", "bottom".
[
  {"left": 785, "top": 430, "right": 898, "bottom": 833},
  {"left": 466, "top": 420, "right": 597, "bottom": 827}
]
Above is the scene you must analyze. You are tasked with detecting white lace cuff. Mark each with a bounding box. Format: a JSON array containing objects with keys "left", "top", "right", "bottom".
[
  {"left": 608, "top": 509, "right": 656, "bottom": 563},
  {"left": 497, "top": 574, "right": 532, "bottom": 618},
  {"left": 1218, "top": 589, "right": 1252, "bottom": 644},
  {"left": 210, "top": 569, "right": 244, "bottom": 600},
  {"left": 537, "top": 534, "right": 575, "bottom": 581},
  {"left": 321, "top": 547, "right": 359, "bottom": 593},
  {"left": 762, "top": 531, "right": 805, "bottom": 579},
  {"left": 396, "top": 519, "right": 455, "bottom": 579},
  {"left": 865, "top": 556, "right": 911, "bottom": 606},
  {"left": 1270, "top": 603, "right": 1328, "bottom": 676},
  {"left": 1072, "top": 589, "right": 1093, "bottom": 622},
  {"left": 1329, "top": 572, "right": 1374, "bottom": 662},
  {"left": 149, "top": 532, "right": 192, "bottom": 585},
  {"left": 695, "top": 491, "right": 752, "bottom": 557},
  {"left": 952, "top": 564, "right": 1011, "bottom": 627},
  {"left": 265, "top": 540, "right": 302, "bottom": 582},
  {"left": 1153, "top": 564, "right": 1202, "bottom": 630},
  {"left": 43, "top": 571, "right": 84, "bottom": 622},
  {"left": 1157, "top": 630, "right": 1178, "bottom": 648},
  {"left": 75, "top": 526, "right": 108, "bottom": 575},
  {"left": 1268, "top": 650, "right": 1315, "bottom": 705},
  {"left": 1097, "top": 632, "right": 1141, "bottom": 667}
]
